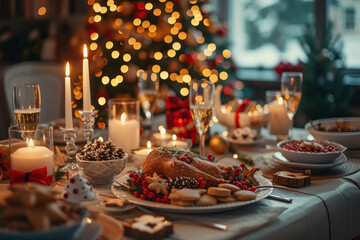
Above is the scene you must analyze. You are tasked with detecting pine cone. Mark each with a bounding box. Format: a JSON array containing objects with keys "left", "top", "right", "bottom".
[{"left": 168, "top": 176, "right": 198, "bottom": 189}]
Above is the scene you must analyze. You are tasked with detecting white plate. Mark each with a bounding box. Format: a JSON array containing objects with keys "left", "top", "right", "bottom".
[
  {"left": 111, "top": 173, "right": 272, "bottom": 214},
  {"left": 272, "top": 152, "right": 347, "bottom": 169},
  {"left": 228, "top": 136, "right": 264, "bottom": 145}
]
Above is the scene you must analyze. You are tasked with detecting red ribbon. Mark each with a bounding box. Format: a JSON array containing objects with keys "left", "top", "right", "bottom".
[
  {"left": 166, "top": 96, "right": 189, "bottom": 111},
  {"left": 7, "top": 166, "right": 52, "bottom": 186},
  {"left": 234, "top": 98, "right": 250, "bottom": 129}
]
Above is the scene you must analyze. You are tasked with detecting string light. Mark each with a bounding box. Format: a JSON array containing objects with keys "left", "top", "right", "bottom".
[
  {"left": 105, "top": 41, "right": 114, "bottom": 49},
  {"left": 180, "top": 87, "right": 189, "bottom": 96},
  {"left": 90, "top": 32, "right": 99, "bottom": 41},
  {"left": 102, "top": 76, "right": 110, "bottom": 85},
  {"left": 98, "top": 97, "right": 106, "bottom": 105},
  {"left": 111, "top": 50, "right": 120, "bottom": 59}
]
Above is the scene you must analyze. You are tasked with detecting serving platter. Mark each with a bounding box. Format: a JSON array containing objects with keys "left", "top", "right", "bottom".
[{"left": 111, "top": 173, "right": 272, "bottom": 214}]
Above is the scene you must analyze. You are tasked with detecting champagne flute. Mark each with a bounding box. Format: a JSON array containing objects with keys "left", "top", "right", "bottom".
[
  {"left": 138, "top": 72, "right": 159, "bottom": 130},
  {"left": 281, "top": 72, "right": 303, "bottom": 139},
  {"left": 13, "top": 84, "right": 41, "bottom": 132},
  {"left": 189, "top": 80, "right": 214, "bottom": 156}
]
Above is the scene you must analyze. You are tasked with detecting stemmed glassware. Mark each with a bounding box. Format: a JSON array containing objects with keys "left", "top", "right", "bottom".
[
  {"left": 138, "top": 71, "right": 159, "bottom": 130},
  {"left": 189, "top": 80, "right": 214, "bottom": 156},
  {"left": 281, "top": 72, "right": 303, "bottom": 139},
  {"left": 13, "top": 84, "right": 41, "bottom": 139}
]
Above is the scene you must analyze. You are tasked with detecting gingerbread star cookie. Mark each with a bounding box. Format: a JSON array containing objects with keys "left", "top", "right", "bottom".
[
  {"left": 145, "top": 173, "right": 169, "bottom": 195},
  {"left": 241, "top": 166, "right": 260, "bottom": 186}
]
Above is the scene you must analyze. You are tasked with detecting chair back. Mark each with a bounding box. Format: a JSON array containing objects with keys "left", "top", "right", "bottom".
[{"left": 4, "top": 62, "right": 64, "bottom": 124}]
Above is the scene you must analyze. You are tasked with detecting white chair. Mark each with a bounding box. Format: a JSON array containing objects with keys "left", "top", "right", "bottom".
[{"left": 4, "top": 62, "right": 65, "bottom": 124}]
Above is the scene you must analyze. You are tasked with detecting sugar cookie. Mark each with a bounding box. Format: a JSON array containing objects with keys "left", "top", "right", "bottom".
[
  {"left": 207, "top": 187, "right": 231, "bottom": 197},
  {"left": 233, "top": 190, "right": 256, "bottom": 201},
  {"left": 218, "top": 183, "right": 240, "bottom": 192},
  {"left": 216, "top": 195, "right": 238, "bottom": 203},
  {"left": 169, "top": 188, "right": 201, "bottom": 201},
  {"left": 196, "top": 194, "right": 217, "bottom": 206},
  {"left": 170, "top": 200, "right": 194, "bottom": 207}
]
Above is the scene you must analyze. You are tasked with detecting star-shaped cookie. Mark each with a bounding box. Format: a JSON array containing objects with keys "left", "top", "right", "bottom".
[{"left": 145, "top": 173, "right": 169, "bottom": 195}]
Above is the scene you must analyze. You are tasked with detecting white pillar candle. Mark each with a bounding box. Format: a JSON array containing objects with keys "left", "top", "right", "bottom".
[
  {"left": 165, "top": 134, "right": 189, "bottom": 149},
  {"left": 152, "top": 125, "right": 172, "bottom": 145},
  {"left": 268, "top": 97, "right": 289, "bottom": 136},
  {"left": 65, "top": 62, "right": 73, "bottom": 129},
  {"left": 82, "top": 44, "right": 91, "bottom": 113},
  {"left": 109, "top": 113, "right": 140, "bottom": 155},
  {"left": 133, "top": 141, "right": 153, "bottom": 169},
  {"left": 11, "top": 139, "right": 54, "bottom": 176}
]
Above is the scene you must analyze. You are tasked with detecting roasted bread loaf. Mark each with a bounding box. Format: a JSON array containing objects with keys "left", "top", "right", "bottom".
[{"left": 142, "top": 147, "right": 234, "bottom": 185}]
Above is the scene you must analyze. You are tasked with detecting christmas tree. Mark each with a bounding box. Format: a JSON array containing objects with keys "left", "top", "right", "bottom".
[
  {"left": 299, "top": 23, "right": 353, "bottom": 120},
  {"left": 84, "top": 0, "right": 241, "bottom": 125}
]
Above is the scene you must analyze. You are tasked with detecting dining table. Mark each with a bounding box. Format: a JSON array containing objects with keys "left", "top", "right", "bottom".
[{"left": 1, "top": 127, "right": 360, "bottom": 240}]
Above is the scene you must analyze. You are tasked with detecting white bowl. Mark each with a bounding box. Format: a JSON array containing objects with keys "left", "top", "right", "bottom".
[
  {"left": 0, "top": 207, "right": 88, "bottom": 240},
  {"left": 77, "top": 153, "right": 127, "bottom": 185},
  {"left": 305, "top": 117, "right": 360, "bottom": 149},
  {"left": 277, "top": 140, "right": 346, "bottom": 164}
]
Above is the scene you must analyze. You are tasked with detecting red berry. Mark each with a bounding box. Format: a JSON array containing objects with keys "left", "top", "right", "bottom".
[
  {"left": 185, "top": 159, "right": 191, "bottom": 164},
  {"left": 240, "top": 163, "right": 245, "bottom": 168},
  {"left": 143, "top": 188, "right": 149, "bottom": 195},
  {"left": 134, "top": 191, "right": 139, "bottom": 197},
  {"left": 131, "top": 179, "right": 136, "bottom": 185},
  {"left": 159, "top": 175, "right": 163, "bottom": 178},
  {"left": 242, "top": 186, "right": 248, "bottom": 190},
  {"left": 148, "top": 192, "right": 155, "bottom": 199},
  {"left": 236, "top": 182, "right": 242, "bottom": 187},
  {"left": 133, "top": 174, "right": 138, "bottom": 179},
  {"left": 141, "top": 180, "right": 147, "bottom": 186},
  {"left": 200, "top": 181, "right": 206, "bottom": 188},
  {"left": 184, "top": 153, "right": 189, "bottom": 157},
  {"left": 129, "top": 173, "right": 134, "bottom": 178},
  {"left": 179, "top": 156, "right": 186, "bottom": 161},
  {"left": 198, "top": 178, "right": 203, "bottom": 183},
  {"left": 235, "top": 172, "right": 240, "bottom": 177},
  {"left": 155, "top": 198, "right": 161, "bottom": 203},
  {"left": 244, "top": 180, "right": 250, "bottom": 185},
  {"left": 250, "top": 186, "right": 256, "bottom": 192},
  {"left": 140, "top": 194, "right": 146, "bottom": 200}
]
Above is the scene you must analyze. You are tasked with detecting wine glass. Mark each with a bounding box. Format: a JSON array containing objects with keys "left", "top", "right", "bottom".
[
  {"left": 138, "top": 72, "right": 159, "bottom": 130},
  {"left": 189, "top": 80, "right": 214, "bottom": 156},
  {"left": 281, "top": 72, "right": 303, "bottom": 139},
  {"left": 13, "top": 84, "right": 41, "bottom": 132}
]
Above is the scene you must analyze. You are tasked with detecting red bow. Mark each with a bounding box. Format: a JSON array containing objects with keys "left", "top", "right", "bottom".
[
  {"left": 7, "top": 167, "right": 52, "bottom": 186},
  {"left": 166, "top": 96, "right": 189, "bottom": 110},
  {"left": 235, "top": 98, "right": 250, "bottom": 129}
]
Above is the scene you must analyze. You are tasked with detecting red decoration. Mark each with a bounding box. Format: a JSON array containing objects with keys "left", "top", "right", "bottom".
[
  {"left": 7, "top": 166, "right": 52, "bottom": 186},
  {"left": 185, "top": 52, "right": 197, "bottom": 66},
  {"left": 234, "top": 98, "right": 249, "bottom": 129},
  {"left": 274, "top": 61, "right": 303, "bottom": 75},
  {"left": 166, "top": 96, "right": 198, "bottom": 144},
  {"left": 217, "top": 25, "right": 228, "bottom": 37}
]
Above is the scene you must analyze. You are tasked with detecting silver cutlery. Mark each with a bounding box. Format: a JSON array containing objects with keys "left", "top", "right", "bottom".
[
  {"left": 255, "top": 185, "right": 289, "bottom": 190},
  {"left": 136, "top": 205, "right": 228, "bottom": 231},
  {"left": 267, "top": 194, "right": 293, "bottom": 203}
]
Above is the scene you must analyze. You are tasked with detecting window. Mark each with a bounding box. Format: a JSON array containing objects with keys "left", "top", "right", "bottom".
[{"left": 344, "top": 7, "right": 355, "bottom": 31}]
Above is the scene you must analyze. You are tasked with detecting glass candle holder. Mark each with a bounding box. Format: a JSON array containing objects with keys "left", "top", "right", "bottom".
[
  {"left": 131, "top": 141, "right": 154, "bottom": 170},
  {"left": 9, "top": 125, "right": 54, "bottom": 185},
  {"left": 108, "top": 99, "right": 140, "bottom": 155},
  {"left": 265, "top": 90, "right": 290, "bottom": 138}
]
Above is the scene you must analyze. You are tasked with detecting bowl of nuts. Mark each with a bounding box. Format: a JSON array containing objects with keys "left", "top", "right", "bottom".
[
  {"left": 277, "top": 140, "right": 346, "bottom": 164},
  {"left": 76, "top": 140, "right": 127, "bottom": 185}
]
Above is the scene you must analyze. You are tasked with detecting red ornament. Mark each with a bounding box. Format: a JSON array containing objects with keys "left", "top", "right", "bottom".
[{"left": 217, "top": 26, "right": 228, "bottom": 37}]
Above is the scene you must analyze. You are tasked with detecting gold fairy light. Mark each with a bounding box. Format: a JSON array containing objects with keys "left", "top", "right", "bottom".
[
  {"left": 120, "top": 65, "right": 129, "bottom": 73},
  {"left": 204, "top": 48, "right": 212, "bottom": 56},
  {"left": 160, "top": 71, "right": 169, "bottom": 79},
  {"left": 208, "top": 43, "right": 217, "bottom": 51},
  {"left": 136, "top": 69, "right": 144, "bottom": 77},
  {"left": 93, "top": 3, "right": 101, "bottom": 12},
  {"left": 168, "top": 17, "right": 176, "bottom": 25},
  {"left": 167, "top": 49, "right": 176, "bottom": 58},
  {"left": 191, "top": 19, "right": 199, "bottom": 26},
  {"left": 94, "top": 15, "right": 102, "bottom": 22},
  {"left": 197, "top": 53, "right": 206, "bottom": 61},
  {"left": 195, "top": 14, "right": 203, "bottom": 21},
  {"left": 222, "top": 49, "right": 232, "bottom": 58},
  {"left": 172, "top": 11, "right": 180, "bottom": 19},
  {"left": 110, "top": 4, "right": 117, "bottom": 11},
  {"left": 180, "top": 68, "right": 188, "bottom": 74},
  {"left": 183, "top": 74, "right": 191, "bottom": 83},
  {"left": 186, "top": 9, "right": 193, "bottom": 17},
  {"left": 123, "top": 53, "right": 131, "bottom": 62},
  {"left": 165, "top": 7, "right": 172, "bottom": 13},
  {"left": 145, "top": 3, "right": 153, "bottom": 10},
  {"left": 133, "top": 18, "right": 141, "bottom": 26},
  {"left": 90, "top": 42, "right": 98, "bottom": 51},
  {"left": 111, "top": 50, "right": 120, "bottom": 59},
  {"left": 90, "top": 32, "right": 99, "bottom": 41},
  {"left": 128, "top": 38, "right": 136, "bottom": 45},
  {"left": 100, "top": 6, "right": 107, "bottom": 14},
  {"left": 137, "top": 26, "right": 145, "bottom": 33},
  {"left": 164, "top": 35, "right": 173, "bottom": 43},
  {"left": 115, "top": 18, "right": 122, "bottom": 26},
  {"left": 209, "top": 74, "right": 218, "bottom": 83},
  {"left": 148, "top": 32, "right": 156, "bottom": 38},
  {"left": 95, "top": 71, "right": 102, "bottom": 77},
  {"left": 153, "top": 8, "right": 161, "bottom": 16},
  {"left": 166, "top": 1, "right": 174, "bottom": 8},
  {"left": 148, "top": 25, "right": 157, "bottom": 32},
  {"left": 203, "top": 18, "right": 210, "bottom": 26},
  {"left": 191, "top": 5, "right": 199, "bottom": 11},
  {"left": 98, "top": 97, "right": 106, "bottom": 106},
  {"left": 170, "top": 28, "right": 179, "bottom": 35},
  {"left": 174, "top": 22, "right": 182, "bottom": 30},
  {"left": 172, "top": 42, "right": 181, "bottom": 50},
  {"left": 152, "top": 64, "right": 161, "bottom": 73},
  {"left": 102, "top": 76, "right": 110, "bottom": 85},
  {"left": 178, "top": 32, "right": 187, "bottom": 40},
  {"left": 189, "top": 0, "right": 197, "bottom": 4},
  {"left": 125, "top": 22, "right": 133, "bottom": 29},
  {"left": 88, "top": 16, "right": 95, "bottom": 23},
  {"left": 202, "top": 68, "right": 211, "bottom": 77},
  {"left": 180, "top": 87, "right": 189, "bottom": 96},
  {"left": 105, "top": 41, "right": 114, "bottom": 49},
  {"left": 142, "top": 20, "right": 150, "bottom": 28},
  {"left": 133, "top": 42, "right": 142, "bottom": 50},
  {"left": 111, "top": 78, "right": 118, "bottom": 87},
  {"left": 154, "top": 52, "right": 163, "bottom": 60},
  {"left": 219, "top": 72, "right": 228, "bottom": 80},
  {"left": 88, "top": 0, "right": 95, "bottom": 5},
  {"left": 170, "top": 73, "right": 177, "bottom": 81},
  {"left": 116, "top": 75, "right": 124, "bottom": 83},
  {"left": 196, "top": 36, "right": 205, "bottom": 44}
]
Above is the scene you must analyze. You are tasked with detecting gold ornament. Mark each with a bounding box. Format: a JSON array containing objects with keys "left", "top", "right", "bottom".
[{"left": 209, "top": 134, "right": 229, "bottom": 154}]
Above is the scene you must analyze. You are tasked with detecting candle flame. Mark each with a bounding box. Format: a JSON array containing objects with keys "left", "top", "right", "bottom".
[
  {"left": 28, "top": 139, "right": 34, "bottom": 149},
  {"left": 160, "top": 127, "right": 166, "bottom": 135},
  {"left": 172, "top": 134, "right": 177, "bottom": 141},
  {"left": 120, "top": 113, "right": 127, "bottom": 123},
  {"left": 147, "top": 141, "right": 152, "bottom": 148},
  {"left": 278, "top": 97, "right": 283, "bottom": 105},
  {"left": 233, "top": 154, "right": 238, "bottom": 159},
  {"left": 98, "top": 137, "right": 103, "bottom": 142},
  {"left": 65, "top": 61, "right": 70, "bottom": 77},
  {"left": 83, "top": 44, "right": 88, "bottom": 59}
]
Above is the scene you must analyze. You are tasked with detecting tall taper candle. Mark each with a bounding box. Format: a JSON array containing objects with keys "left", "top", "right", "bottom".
[
  {"left": 65, "top": 62, "right": 73, "bottom": 129},
  {"left": 82, "top": 44, "right": 91, "bottom": 112}
]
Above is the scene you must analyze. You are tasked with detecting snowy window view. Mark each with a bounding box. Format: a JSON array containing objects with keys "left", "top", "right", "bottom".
[{"left": 229, "top": 0, "right": 360, "bottom": 69}]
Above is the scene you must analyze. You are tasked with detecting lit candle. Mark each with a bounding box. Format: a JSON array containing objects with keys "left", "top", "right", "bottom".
[
  {"left": 165, "top": 134, "right": 189, "bottom": 149},
  {"left": 65, "top": 62, "right": 73, "bottom": 129},
  {"left": 151, "top": 125, "right": 172, "bottom": 145},
  {"left": 11, "top": 139, "right": 54, "bottom": 177},
  {"left": 82, "top": 44, "right": 91, "bottom": 113},
  {"left": 108, "top": 113, "right": 140, "bottom": 155},
  {"left": 133, "top": 141, "right": 153, "bottom": 169},
  {"left": 268, "top": 97, "right": 289, "bottom": 136}
]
